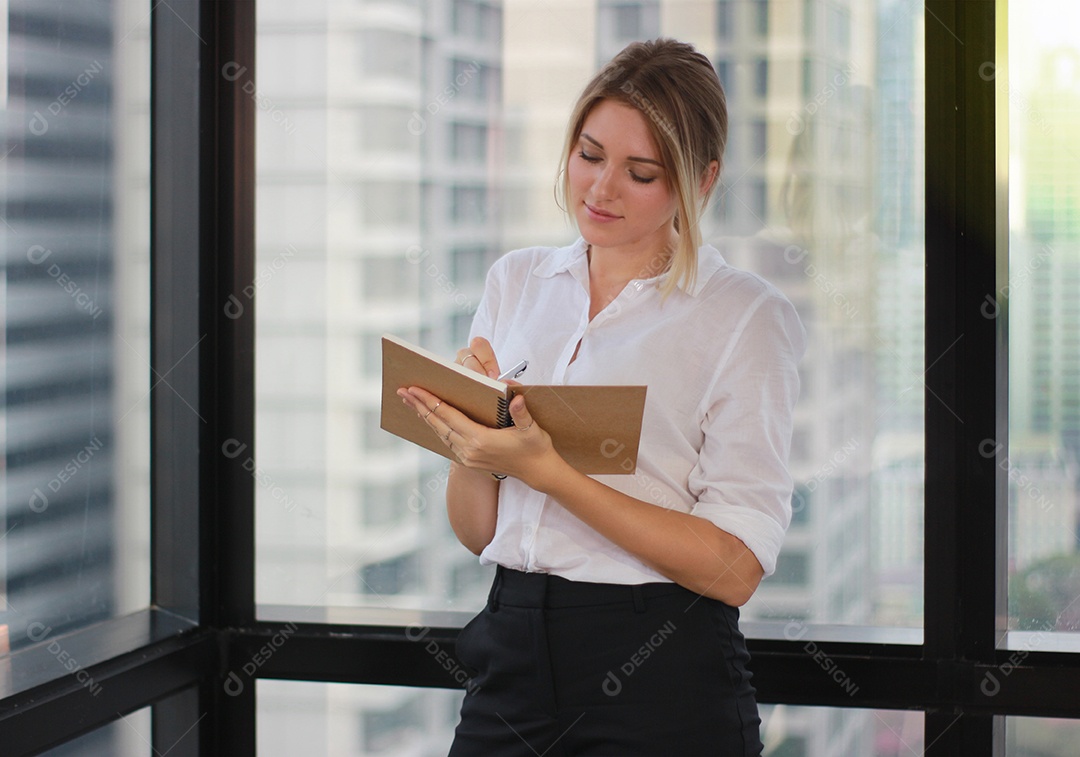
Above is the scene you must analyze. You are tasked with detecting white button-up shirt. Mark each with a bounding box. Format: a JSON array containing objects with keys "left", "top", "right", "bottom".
[{"left": 470, "top": 237, "right": 806, "bottom": 583}]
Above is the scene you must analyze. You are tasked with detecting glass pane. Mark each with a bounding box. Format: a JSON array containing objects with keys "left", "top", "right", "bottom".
[
  {"left": 727, "top": 0, "right": 924, "bottom": 630},
  {"left": 1005, "top": 716, "right": 1080, "bottom": 757},
  {"left": 1006, "top": 0, "right": 1080, "bottom": 639},
  {"left": 253, "top": 0, "right": 501, "bottom": 612},
  {"left": 258, "top": 680, "right": 465, "bottom": 756},
  {"left": 254, "top": 0, "right": 925, "bottom": 633},
  {"left": 259, "top": 683, "right": 923, "bottom": 757},
  {"left": 0, "top": 1, "right": 151, "bottom": 652},
  {"left": 760, "top": 705, "right": 923, "bottom": 757}
]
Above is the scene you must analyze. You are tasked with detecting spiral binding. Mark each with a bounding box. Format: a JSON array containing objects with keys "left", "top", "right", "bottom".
[{"left": 496, "top": 396, "right": 513, "bottom": 428}]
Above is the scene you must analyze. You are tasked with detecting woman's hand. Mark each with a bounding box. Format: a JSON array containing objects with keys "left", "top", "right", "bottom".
[
  {"left": 456, "top": 336, "right": 501, "bottom": 379},
  {"left": 401, "top": 336, "right": 508, "bottom": 554},
  {"left": 396, "top": 386, "right": 562, "bottom": 488}
]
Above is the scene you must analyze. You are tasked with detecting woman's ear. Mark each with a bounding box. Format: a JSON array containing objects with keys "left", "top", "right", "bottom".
[{"left": 699, "top": 160, "right": 720, "bottom": 196}]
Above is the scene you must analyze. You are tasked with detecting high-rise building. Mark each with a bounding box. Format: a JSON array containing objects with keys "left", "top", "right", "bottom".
[
  {"left": 1004, "top": 46, "right": 1080, "bottom": 583},
  {"left": 1016, "top": 48, "right": 1080, "bottom": 455},
  {"left": 255, "top": 0, "right": 504, "bottom": 752},
  {"left": 870, "top": 0, "right": 926, "bottom": 628},
  {"left": 2, "top": 1, "right": 150, "bottom": 753},
  {"left": 253, "top": 1, "right": 915, "bottom": 753},
  {"left": 2, "top": 0, "right": 117, "bottom": 648}
]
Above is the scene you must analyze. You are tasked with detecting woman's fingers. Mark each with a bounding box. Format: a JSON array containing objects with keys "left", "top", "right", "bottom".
[
  {"left": 507, "top": 393, "right": 536, "bottom": 433},
  {"left": 456, "top": 337, "right": 500, "bottom": 379},
  {"left": 397, "top": 386, "right": 470, "bottom": 452}
]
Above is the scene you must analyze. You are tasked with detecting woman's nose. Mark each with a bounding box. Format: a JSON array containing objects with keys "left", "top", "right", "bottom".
[{"left": 591, "top": 164, "right": 618, "bottom": 200}]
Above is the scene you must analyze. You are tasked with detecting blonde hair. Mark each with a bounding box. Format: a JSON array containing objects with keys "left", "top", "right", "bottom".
[{"left": 558, "top": 38, "right": 728, "bottom": 297}]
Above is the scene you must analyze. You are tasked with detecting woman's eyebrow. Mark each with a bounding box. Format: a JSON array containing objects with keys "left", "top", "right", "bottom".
[{"left": 580, "top": 132, "right": 663, "bottom": 167}]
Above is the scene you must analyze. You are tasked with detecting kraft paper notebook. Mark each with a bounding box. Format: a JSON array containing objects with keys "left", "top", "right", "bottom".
[{"left": 380, "top": 334, "right": 647, "bottom": 474}]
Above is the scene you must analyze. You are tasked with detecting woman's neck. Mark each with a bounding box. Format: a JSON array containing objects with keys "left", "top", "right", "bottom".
[
  {"left": 586, "top": 233, "right": 677, "bottom": 288},
  {"left": 585, "top": 233, "right": 676, "bottom": 321}
]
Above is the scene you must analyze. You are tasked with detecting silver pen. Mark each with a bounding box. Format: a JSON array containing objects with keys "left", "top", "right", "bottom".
[{"left": 497, "top": 359, "right": 528, "bottom": 382}]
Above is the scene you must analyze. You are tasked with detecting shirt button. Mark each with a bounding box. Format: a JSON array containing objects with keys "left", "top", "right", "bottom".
[{"left": 523, "top": 524, "right": 534, "bottom": 538}]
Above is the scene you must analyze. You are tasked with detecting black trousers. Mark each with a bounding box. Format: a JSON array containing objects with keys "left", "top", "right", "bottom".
[{"left": 449, "top": 566, "right": 763, "bottom": 756}]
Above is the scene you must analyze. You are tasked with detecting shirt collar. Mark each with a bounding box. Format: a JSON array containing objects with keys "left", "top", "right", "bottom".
[
  {"left": 532, "top": 237, "right": 590, "bottom": 279},
  {"left": 531, "top": 237, "right": 728, "bottom": 297}
]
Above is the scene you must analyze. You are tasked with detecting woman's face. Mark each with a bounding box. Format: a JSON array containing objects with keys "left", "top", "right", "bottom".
[{"left": 568, "top": 99, "right": 678, "bottom": 253}]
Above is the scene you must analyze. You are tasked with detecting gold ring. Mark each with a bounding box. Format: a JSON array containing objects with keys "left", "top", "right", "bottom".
[
  {"left": 462, "top": 353, "right": 477, "bottom": 365},
  {"left": 517, "top": 423, "right": 534, "bottom": 432}
]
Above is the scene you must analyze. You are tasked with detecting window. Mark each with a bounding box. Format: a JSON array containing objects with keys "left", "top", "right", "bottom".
[
  {"left": 772, "top": 552, "right": 811, "bottom": 587},
  {"left": 360, "top": 182, "right": 420, "bottom": 227},
  {"left": 716, "top": 59, "right": 732, "bottom": 100},
  {"left": 754, "top": 57, "right": 768, "bottom": 97},
  {"left": 8, "top": 2, "right": 1080, "bottom": 755},
  {"left": 609, "top": 4, "right": 644, "bottom": 40},
  {"left": 360, "top": 106, "right": 417, "bottom": 153},
  {"left": 361, "top": 256, "right": 419, "bottom": 302},
  {"left": 717, "top": 0, "right": 733, "bottom": 40},
  {"left": 754, "top": 0, "right": 769, "bottom": 37},
  {"left": 359, "top": 553, "right": 420, "bottom": 597},
  {"left": 1, "top": 0, "right": 150, "bottom": 653},
  {"left": 1007, "top": 15, "right": 1080, "bottom": 640},
  {"left": 359, "top": 28, "right": 420, "bottom": 81},
  {"left": 450, "top": 122, "right": 488, "bottom": 162}
]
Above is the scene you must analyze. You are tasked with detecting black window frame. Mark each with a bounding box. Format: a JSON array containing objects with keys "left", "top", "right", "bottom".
[{"left": 3, "top": 1, "right": 1080, "bottom": 755}]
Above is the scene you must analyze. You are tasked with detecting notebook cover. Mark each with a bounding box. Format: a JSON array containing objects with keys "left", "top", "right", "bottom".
[{"left": 381, "top": 335, "right": 647, "bottom": 474}]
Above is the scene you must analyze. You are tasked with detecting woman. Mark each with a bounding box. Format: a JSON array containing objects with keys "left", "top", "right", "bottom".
[{"left": 398, "top": 38, "right": 805, "bottom": 756}]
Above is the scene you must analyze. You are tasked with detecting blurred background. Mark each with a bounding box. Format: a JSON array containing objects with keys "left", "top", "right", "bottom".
[{"left": 1, "top": 0, "right": 1078, "bottom": 754}]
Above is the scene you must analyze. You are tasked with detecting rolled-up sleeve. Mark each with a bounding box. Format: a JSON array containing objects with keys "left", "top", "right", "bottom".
[{"left": 688, "top": 290, "right": 806, "bottom": 576}]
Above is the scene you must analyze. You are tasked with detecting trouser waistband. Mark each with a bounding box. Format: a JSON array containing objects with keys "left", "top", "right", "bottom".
[{"left": 492, "top": 565, "right": 689, "bottom": 612}]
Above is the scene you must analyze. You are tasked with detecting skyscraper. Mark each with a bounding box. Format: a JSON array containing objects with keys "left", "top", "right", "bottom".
[
  {"left": 3, "top": 0, "right": 117, "bottom": 649},
  {"left": 254, "top": 0, "right": 505, "bottom": 752}
]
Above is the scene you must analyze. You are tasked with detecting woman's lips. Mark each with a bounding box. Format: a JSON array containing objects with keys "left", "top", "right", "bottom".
[{"left": 585, "top": 203, "right": 621, "bottom": 222}]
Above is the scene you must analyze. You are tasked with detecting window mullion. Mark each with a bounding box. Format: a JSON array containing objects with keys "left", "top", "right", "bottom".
[{"left": 923, "top": 2, "right": 1005, "bottom": 752}]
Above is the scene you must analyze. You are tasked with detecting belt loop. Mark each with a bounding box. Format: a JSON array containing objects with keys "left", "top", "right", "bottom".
[
  {"left": 631, "top": 584, "right": 646, "bottom": 613},
  {"left": 490, "top": 565, "right": 504, "bottom": 612}
]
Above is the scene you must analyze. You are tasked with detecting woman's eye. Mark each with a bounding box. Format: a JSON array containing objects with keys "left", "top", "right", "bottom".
[
  {"left": 630, "top": 172, "right": 656, "bottom": 184},
  {"left": 578, "top": 150, "right": 601, "bottom": 163}
]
